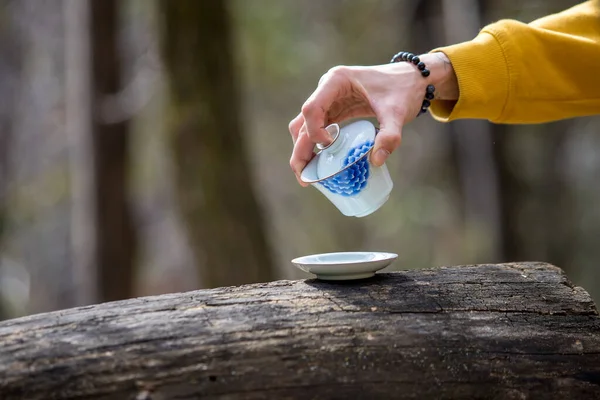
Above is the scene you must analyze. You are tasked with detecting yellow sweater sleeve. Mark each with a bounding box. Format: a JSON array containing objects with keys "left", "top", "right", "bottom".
[{"left": 429, "top": 0, "right": 600, "bottom": 124}]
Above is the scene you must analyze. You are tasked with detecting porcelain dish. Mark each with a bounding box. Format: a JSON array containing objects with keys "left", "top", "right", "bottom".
[{"left": 291, "top": 251, "right": 398, "bottom": 280}]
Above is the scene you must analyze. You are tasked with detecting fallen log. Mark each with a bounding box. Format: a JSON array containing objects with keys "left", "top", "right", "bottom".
[{"left": 0, "top": 262, "right": 599, "bottom": 400}]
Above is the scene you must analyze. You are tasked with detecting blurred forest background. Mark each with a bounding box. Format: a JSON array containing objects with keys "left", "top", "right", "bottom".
[{"left": 1, "top": 0, "right": 599, "bottom": 321}]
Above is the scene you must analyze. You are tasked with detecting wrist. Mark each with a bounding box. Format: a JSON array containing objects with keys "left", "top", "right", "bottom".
[{"left": 419, "top": 52, "right": 458, "bottom": 101}]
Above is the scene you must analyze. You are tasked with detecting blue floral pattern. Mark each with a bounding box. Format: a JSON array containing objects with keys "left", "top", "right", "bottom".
[{"left": 319, "top": 140, "right": 374, "bottom": 196}]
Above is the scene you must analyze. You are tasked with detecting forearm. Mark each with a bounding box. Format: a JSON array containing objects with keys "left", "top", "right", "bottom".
[{"left": 427, "top": 0, "right": 600, "bottom": 124}]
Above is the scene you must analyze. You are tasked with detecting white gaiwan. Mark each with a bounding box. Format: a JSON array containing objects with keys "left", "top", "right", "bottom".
[{"left": 300, "top": 120, "right": 393, "bottom": 217}]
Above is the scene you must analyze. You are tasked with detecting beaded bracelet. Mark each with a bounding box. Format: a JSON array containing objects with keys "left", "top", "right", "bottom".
[{"left": 390, "top": 51, "right": 435, "bottom": 117}]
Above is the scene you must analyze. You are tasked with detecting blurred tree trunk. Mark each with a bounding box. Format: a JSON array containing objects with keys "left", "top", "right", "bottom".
[
  {"left": 491, "top": 125, "right": 528, "bottom": 262},
  {"left": 90, "top": 0, "right": 138, "bottom": 302},
  {"left": 543, "top": 123, "right": 573, "bottom": 269},
  {"left": 0, "top": 0, "right": 17, "bottom": 249},
  {"left": 413, "top": 0, "right": 502, "bottom": 263},
  {"left": 64, "top": 0, "right": 96, "bottom": 306},
  {"left": 440, "top": 0, "right": 502, "bottom": 262},
  {"left": 491, "top": 123, "right": 573, "bottom": 267},
  {"left": 160, "top": 0, "right": 275, "bottom": 288},
  {"left": 479, "top": 1, "right": 575, "bottom": 268},
  {"left": 0, "top": 0, "right": 21, "bottom": 319}
]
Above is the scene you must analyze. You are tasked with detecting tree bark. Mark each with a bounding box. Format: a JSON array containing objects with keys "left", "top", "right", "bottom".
[
  {"left": 90, "top": 0, "right": 138, "bottom": 302},
  {"left": 159, "top": 0, "right": 275, "bottom": 288},
  {"left": 0, "top": 262, "right": 598, "bottom": 399}
]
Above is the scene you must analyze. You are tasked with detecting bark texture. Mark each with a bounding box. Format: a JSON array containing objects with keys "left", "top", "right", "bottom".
[{"left": 0, "top": 262, "right": 599, "bottom": 400}]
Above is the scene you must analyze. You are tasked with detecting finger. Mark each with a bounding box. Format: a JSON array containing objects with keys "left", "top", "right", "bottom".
[
  {"left": 370, "top": 110, "right": 404, "bottom": 167},
  {"left": 288, "top": 112, "right": 304, "bottom": 144},
  {"left": 302, "top": 68, "right": 349, "bottom": 145},
  {"left": 289, "top": 126, "right": 315, "bottom": 187},
  {"left": 327, "top": 106, "right": 373, "bottom": 126}
]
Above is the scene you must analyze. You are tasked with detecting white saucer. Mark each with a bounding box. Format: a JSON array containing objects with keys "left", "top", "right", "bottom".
[{"left": 291, "top": 251, "right": 398, "bottom": 280}]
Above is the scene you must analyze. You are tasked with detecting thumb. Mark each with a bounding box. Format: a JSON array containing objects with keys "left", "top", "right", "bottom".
[{"left": 370, "top": 116, "right": 403, "bottom": 167}]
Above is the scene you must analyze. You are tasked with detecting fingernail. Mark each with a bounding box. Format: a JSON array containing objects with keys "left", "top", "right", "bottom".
[{"left": 372, "top": 149, "right": 390, "bottom": 166}]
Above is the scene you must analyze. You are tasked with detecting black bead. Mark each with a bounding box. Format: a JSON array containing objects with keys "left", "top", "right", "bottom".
[
  {"left": 425, "top": 92, "right": 435, "bottom": 100},
  {"left": 412, "top": 56, "right": 420, "bottom": 65},
  {"left": 408, "top": 54, "right": 415, "bottom": 62},
  {"left": 401, "top": 52, "right": 409, "bottom": 60},
  {"left": 417, "top": 62, "right": 426, "bottom": 70},
  {"left": 421, "top": 69, "right": 430, "bottom": 77},
  {"left": 421, "top": 105, "right": 428, "bottom": 113},
  {"left": 422, "top": 99, "right": 431, "bottom": 108},
  {"left": 426, "top": 84, "right": 435, "bottom": 93}
]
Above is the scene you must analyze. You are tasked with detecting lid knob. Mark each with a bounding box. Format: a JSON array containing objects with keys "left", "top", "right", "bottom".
[{"left": 316, "top": 124, "right": 340, "bottom": 150}]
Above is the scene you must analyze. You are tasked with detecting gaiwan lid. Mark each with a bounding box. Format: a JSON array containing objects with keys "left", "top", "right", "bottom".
[{"left": 300, "top": 120, "right": 377, "bottom": 184}]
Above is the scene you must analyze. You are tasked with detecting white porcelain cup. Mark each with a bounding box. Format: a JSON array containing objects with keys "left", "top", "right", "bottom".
[{"left": 300, "top": 120, "right": 393, "bottom": 217}]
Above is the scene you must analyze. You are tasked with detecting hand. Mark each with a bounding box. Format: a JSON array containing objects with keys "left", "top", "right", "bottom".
[{"left": 288, "top": 52, "right": 458, "bottom": 186}]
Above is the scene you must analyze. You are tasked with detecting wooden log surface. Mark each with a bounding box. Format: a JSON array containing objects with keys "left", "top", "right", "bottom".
[{"left": 1, "top": 262, "right": 599, "bottom": 400}]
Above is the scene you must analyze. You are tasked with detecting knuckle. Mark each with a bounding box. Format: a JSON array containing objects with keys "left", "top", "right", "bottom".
[
  {"left": 319, "top": 65, "right": 350, "bottom": 86},
  {"left": 385, "top": 133, "right": 402, "bottom": 150},
  {"left": 379, "top": 129, "right": 402, "bottom": 151},
  {"left": 301, "top": 100, "right": 314, "bottom": 116},
  {"left": 328, "top": 65, "right": 350, "bottom": 77},
  {"left": 288, "top": 113, "right": 303, "bottom": 134}
]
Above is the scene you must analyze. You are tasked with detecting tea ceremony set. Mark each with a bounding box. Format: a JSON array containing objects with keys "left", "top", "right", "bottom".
[{"left": 291, "top": 120, "right": 399, "bottom": 281}]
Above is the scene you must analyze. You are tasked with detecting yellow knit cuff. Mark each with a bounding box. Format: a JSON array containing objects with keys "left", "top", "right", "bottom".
[{"left": 428, "top": 30, "right": 510, "bottom": 123}]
